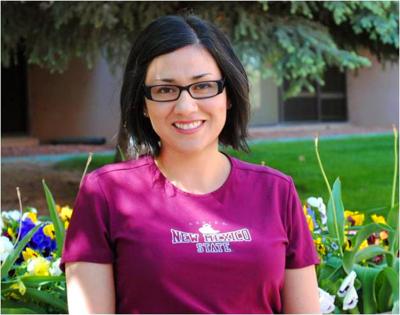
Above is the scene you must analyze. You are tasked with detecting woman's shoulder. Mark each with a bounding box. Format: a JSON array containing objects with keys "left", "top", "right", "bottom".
[
  {"left": 229, "top": 155, "right": 292, "bottom": 185},
  {"left": 85, "top": 155, "right": 153, "bottom": 181}
]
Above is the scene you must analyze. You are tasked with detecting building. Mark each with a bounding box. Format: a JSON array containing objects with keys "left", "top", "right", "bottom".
[{"left": 2, "top": 50, "right": 398, "bottom": 146}]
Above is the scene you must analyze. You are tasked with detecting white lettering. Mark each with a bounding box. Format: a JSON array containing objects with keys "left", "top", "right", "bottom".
[
  {"left": 171, "top": 229, "right": 199, "bottom": 244},
  {"left": 196, "top": 242, "right": 232, "bottom": 253},
  {"left": 201, "top": 228, "right": 252, "bottom": 243}
]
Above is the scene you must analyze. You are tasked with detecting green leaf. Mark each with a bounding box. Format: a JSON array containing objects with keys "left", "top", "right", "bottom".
[
  {"left": 42, "top": 180, "right": 65, "bottom": 257},
  {"left": 1, "top": 224, "right": 43, "bottom": 280},
  {"left": 343, "top": 223, "right": 384, "bottom": 273},
  {"left": 377, "top": 279, "right": 392, "bottom": 312},
  {"left": 24, "top": 287, "right": 68, "bottom": 313},
  {"left": 1, "top": 299, "right": 47, "bottom": 313},
  {"left": 381, "top": 267, "right": 399, "bottom": 303},
  {"left": 375, "top": 266, "right": 399, "bottom": 312},
  {"left": 354, "top": 264, "right": 381, "bottom": 313},
  {"left": 326, "top": 178, "right": 345, "bottom": 249},
  {"left": 387, "top": 204, "right": 399, "bottom": 230},
  {"left": 21, "top": 275, "right": 66, "bottom": 286},
  {"left": 354, "top": 245, "right": 391, "bottom": 263},
  {"left": 1, "top": 308, "right": 37, "bottom": 314}
]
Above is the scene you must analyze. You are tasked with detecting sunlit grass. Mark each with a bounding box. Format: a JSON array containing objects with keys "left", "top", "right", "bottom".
[{"left": 54, "top": 134, "right": 396, "bottom": 212}]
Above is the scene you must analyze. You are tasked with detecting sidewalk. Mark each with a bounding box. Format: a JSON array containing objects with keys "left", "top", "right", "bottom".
[{"left": 1, "top": 123, "right": 392, "bottom": 162}]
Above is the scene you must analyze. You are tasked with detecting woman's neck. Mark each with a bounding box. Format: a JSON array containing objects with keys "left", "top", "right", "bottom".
[{"left": 154, "top": 147, "right": 231, "bottom": 194}]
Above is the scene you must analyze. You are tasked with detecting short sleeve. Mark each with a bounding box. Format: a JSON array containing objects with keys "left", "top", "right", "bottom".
[
  {"left": 285, "top": 178, "right": 320, "bottom": 269},
  {"left": 60, "top": 172, "right": 114, "bottom": 272}
]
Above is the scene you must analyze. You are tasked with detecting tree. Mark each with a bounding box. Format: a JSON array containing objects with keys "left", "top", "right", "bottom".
[
  {"left": 2, "top": 1, "right": 398, "bottom": 90},
  {"left": 1, "top": 1, "right": 398, "bottom": 159}
]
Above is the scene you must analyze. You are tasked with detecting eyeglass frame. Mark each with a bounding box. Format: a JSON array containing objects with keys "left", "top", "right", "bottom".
[{"left": 143, "top": 78, "right": 226, "bottom": 102}]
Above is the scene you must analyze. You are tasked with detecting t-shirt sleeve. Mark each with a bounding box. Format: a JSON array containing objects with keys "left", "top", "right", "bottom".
[
  {"left": 60, "top": 172, "right": 114, "bottom": 272},
  {"left": 285, "top": 178, "right": 320, "bottom": 269}
]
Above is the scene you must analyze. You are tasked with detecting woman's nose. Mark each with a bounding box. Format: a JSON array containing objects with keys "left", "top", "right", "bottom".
[{"left": 173, "top": 90, "right": 198, "bottom": 114}]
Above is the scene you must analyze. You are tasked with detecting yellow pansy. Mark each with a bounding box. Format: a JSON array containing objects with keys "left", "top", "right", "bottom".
[
  {"left": 303, "top": 205, "right": 314, "bottom": 232},
  {"left": 380, "top": 231, "right": 389, "bottom": 240},
  {"left": 359, "top": 240, "right": 368, "bottom": 250},
  {"left": 59, "top": 206, "right": 73, "bottom": 222},
  {"left": 371, "top": 214, "right": 387, "bottom": 225},
  {"left": 344, "top": 210, "right": 365, "bottom": 226},
  {"left": 10, "top": 281, "right": 26, "bottom": 295},
  {"left": 7, "top": 227, "right": 16, "bottom": 239},
  {"left": 64, "top": 221, "right": 70, "bottom": 230},
  {"left": 314, "top": 237, "right": 326, "bottom": 256},
  {"left": 27, "top": 257, "right": 50, "bottom": 276},
  {"left": 22, "top": 247, "right": 39, "bottom": 262},
  {"left": 345, "top": 236, "right": 352, "bottom": 251},
  {"left": 43, "top": 224, "right": 55, "bottom": 239},
  {"left": 26, "top": 212, "right": 38, "bottom": 224}
]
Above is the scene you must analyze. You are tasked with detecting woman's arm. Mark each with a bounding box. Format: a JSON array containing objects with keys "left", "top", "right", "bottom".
[
  {"left": 65, "top": 262, "right": 116, "bottom": 314},
  {"left": 282, "top": 265, "right": 321, "bottom": 314}
]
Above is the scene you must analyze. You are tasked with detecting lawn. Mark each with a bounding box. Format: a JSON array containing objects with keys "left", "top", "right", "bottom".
[{"left": 54, "top": 133, "right": 397, "bottom": 213}]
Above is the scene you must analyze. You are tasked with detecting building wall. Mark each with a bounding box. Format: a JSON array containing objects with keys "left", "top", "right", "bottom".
[
  {"left": 28, "top": 58, "right": 122, "bottom": 145},
  {"left": 347, "top": 52, "right": 399, "bottom": 128},
  {"left": 27, "top": 52, "right": 398, "bottom": 146},
  {"left": 249, "top": 73, "right": 279, "bottom": 126}
]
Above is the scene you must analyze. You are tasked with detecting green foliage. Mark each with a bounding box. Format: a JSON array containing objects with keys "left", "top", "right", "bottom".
[
  {"left": 311, "top": 128, "right": 399, "bottom": 313},
  {"left": 1, "top": 224, "right": 43, "bottom": 280},
  {"left": 1, "top": 1, "right": 398, "bottom": 97},
  {"left": 1, "top": 183, "right": 68, "bottom": 313},
  {"left": 326, "top": 179, "right": 345, "bottom": 254},
  {"left": 42, "top": 180, "right": 65, "bottom": 258}
]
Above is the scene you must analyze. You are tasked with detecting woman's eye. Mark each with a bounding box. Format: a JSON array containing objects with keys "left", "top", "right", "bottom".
[
  {"left": 194, "top": 82, "right": 212, "bottom": 90},
  {"left": 156, "top": 87, "right": 175, "bottom": 94}
]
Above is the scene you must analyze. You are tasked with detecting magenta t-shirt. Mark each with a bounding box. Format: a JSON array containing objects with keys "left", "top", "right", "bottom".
[{"left": 60, "top": 154, "right": 319, "bottom": 313}]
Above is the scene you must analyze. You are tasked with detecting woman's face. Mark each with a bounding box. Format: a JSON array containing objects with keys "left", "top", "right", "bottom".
[{"left": 144, "top": 44, "right": 228, "bottom": 156}]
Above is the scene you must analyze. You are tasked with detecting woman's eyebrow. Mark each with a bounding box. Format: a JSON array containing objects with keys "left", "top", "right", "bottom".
[{"left": 155, "top": 73, "right": 212, "bottom": 83}]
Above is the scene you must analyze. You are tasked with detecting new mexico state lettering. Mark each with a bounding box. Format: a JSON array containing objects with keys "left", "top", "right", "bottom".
[
  {"left": 203, "top": 228, "right": 251, "bottom": 243},
  {"left": 171, "top": 229, "right": 200, "bottom": 244},
  {"left": 171, "top": 228, "right": 251, "bottom": 244}
]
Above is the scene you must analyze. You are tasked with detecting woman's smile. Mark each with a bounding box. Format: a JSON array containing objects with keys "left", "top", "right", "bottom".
[{"left": 172, "top": 120, "right": 206, "bottom": 134}]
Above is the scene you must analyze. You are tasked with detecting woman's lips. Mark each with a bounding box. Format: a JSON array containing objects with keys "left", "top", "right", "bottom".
[{"left": 172, "top": 120, "right": 205, "bottom": 134}]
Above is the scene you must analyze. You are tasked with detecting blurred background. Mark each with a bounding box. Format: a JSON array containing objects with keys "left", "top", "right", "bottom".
[{"left": 1, "top": 1, "right": 399, "bottom": 211}]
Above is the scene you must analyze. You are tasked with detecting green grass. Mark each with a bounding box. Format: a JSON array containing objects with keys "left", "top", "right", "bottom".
[{"left": 54, "top": 134, "right": 397, "bottom": 212}]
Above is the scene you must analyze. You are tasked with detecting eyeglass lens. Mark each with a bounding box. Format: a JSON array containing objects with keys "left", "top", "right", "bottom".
[{"left": 150, "top": 81, "right": 219, "bottom": 101}]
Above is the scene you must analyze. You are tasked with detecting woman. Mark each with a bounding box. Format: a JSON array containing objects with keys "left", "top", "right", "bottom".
[{"left": 60, "top": 14, "right": 320, "bottom": 314}]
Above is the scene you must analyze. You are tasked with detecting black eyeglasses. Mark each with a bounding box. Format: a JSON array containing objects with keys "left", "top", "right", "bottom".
[{"left": 143, "top": 78, "right": 225, "bottom": 102}]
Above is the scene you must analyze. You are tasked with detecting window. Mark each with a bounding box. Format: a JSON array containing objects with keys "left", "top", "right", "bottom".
[{"left": 279, "top": 68, "right": 347, "bottom": 122}]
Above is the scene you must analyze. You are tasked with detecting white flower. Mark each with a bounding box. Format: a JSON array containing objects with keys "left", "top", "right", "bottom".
[
  {"left": 343, "top": 286, "right": 358, "bottom": 310},
  {"left": 0, "top": 236, "right": 14, "bottom": 262},
  {"left": 319, "top": 288, "right": 335, "bottom": 313},
  {"left": 2, "top": 210, "right": 21, "bottom": 222},
  {"left": 49, "top": 258, "right": 62, "bottom": 276},
  {"left": 307, "top": 197, "right": 327, "bottom": 225},
  {"left": 0, "top": 216, "right": 4, "bottom": 230},
  {"left": 338, "top": 271, "right": 357, "bottom": 297}
]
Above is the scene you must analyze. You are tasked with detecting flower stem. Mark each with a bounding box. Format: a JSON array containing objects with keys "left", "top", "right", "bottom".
[
  {"left": 315, "top": 136, "right": 343, "bottom": 257},
  {"left": 79, "top": 152, "right": 93, "bottom": 188},
  {"left": 391, "top": 125, "right": 398, "bottom": 209}
]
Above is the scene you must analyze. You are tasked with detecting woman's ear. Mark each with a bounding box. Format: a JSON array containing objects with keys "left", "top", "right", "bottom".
[
  {"left": 227, "top": 99, "right": 232, "bottom": 110},
  {"left": 143, "top": 106, "right": 149, "bottom": 117}
]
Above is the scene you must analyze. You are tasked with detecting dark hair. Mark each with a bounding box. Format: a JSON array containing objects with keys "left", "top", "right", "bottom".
[{"left": 120, "top": 14, "right": 250, "bottom": 157}]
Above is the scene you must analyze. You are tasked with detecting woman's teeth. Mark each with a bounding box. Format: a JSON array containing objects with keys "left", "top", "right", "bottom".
[{"left": 174, "top": 121, "right": 203, "bottom": 130}]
